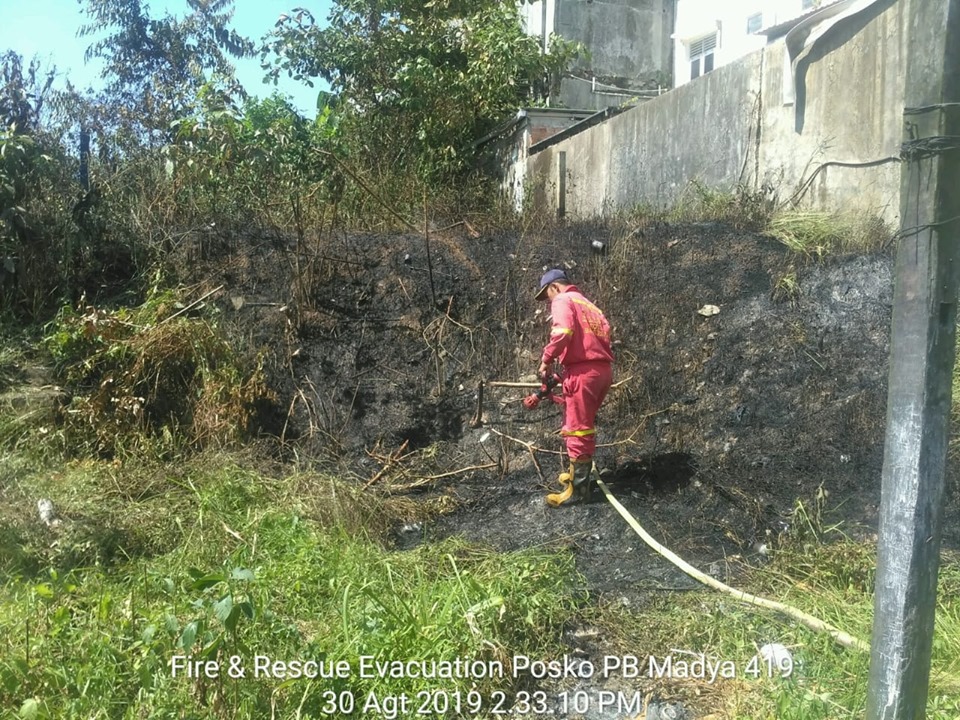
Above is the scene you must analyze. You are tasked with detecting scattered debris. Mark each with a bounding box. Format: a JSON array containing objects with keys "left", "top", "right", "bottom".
[
  {"left": 759, "top": 642, "right": 793, "bottom": 674},
  {"left": 37, "top": 499, "right": 60, "bottom": 528},
  {"left": 644, "top": 701, "right": 692, "bottom": 720},
  {"left": 697, "top": 304, "right": 720, "bottom": 317}
]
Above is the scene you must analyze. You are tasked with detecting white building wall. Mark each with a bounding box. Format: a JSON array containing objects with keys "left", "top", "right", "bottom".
[
  {"left": 519, "top": 0, "right": 675, "bottom": 108},
  {"left": 673, "top": 0, "right": 818, "bottom": 87},
  {"left": 520, "top": 0, "right": 556, "bottom": 52}
]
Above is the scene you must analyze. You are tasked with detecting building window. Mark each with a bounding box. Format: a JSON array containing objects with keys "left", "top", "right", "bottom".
[
  {"left": 689, "top": 33, "right": 717, "bottom": 80},
  {"left": 746, "top": 13, "right": 763, "bottom": 34},
  {"left": 802, "top": 0, "right": 818, "bottom": 10}
]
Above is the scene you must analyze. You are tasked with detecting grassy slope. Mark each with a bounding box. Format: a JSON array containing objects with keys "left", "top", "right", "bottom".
[
  {"left": 0, "top": 452, "right": 579, "bottom": 718},
  {"left": 3, "top": 445, "right": 959, "bottom": 719}
]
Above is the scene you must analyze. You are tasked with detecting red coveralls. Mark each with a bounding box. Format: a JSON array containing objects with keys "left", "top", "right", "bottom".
[{"left": 540, "top": 286, "right": 614, "bottom": 460}]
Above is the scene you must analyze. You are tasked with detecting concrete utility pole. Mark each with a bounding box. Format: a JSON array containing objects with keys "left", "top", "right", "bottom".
[{"left": 866, "top": 0, "right": 960, "bottom": 717}]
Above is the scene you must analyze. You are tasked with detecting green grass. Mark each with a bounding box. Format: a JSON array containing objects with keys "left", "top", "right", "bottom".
[
  {"left": 588, "top": 534, "right": 960, "bottom": 719},
  {"left": 765, "top": 210, "right": 891, "bottom": 259},
  {"left": 0, "top": 453, "right": 580, "bottom": 719},
  {"left": 625, "top": 180, "right": 776, "bottom": 232}
]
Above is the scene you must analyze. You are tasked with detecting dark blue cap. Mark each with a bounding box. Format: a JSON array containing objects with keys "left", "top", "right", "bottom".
[{"left": 536, "top": 268, "right": 568, "bottom": 300}]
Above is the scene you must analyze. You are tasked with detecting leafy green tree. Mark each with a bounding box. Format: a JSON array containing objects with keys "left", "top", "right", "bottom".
[
  {"left": 168, "top": 92, "right": 334, "bottom": 228},
  {"left": 1, "top": 51, "right": 56, "bottom": 133},
  {"left": 262, "top": 0, "right": 581, "bottom": 181},
  {"left": 1, "top": 52, "right": 80, "bottom": 317},
  {"left": 79, "top": 0, "right": 255, "bottom": 138}
]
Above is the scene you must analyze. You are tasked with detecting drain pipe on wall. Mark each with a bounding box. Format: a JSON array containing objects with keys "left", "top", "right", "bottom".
[{"left": 595, "top": 474, "right": 869, "bottom": 652}]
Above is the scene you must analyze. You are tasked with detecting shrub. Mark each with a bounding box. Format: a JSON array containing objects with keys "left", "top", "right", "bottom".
[{"left": 44, "top": 293, "right": 273, "bottom": 457}]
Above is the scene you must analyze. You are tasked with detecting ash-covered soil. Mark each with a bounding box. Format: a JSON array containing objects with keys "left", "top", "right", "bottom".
[
  {"left": 173, "top": 218, "right": 960, "bottom": 717},
  {"left": 181, "top": 218, "right": 958, "bottom": 595}
]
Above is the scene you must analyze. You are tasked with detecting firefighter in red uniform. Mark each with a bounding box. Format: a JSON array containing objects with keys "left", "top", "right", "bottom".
[{"left": 535, "top": 268, "right": 614, "bottom": 505}]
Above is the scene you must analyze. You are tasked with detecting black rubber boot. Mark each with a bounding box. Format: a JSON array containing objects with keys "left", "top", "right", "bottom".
[{"left": 571, "top": 458, "right": 594, "bottom": 504}]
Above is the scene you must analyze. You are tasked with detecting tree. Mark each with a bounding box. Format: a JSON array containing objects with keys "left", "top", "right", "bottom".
[
  {"left": 167, "top": 92, "right": 337, "bottom": 227},
  {"left": 262, "top": 0, "right": 581, "bottom": 181},
  {"left": 0, "top": 51, "right": 56, "bottom": 133},
  {"left": 78, "top": 0, "right": 255, "bottom": 138},
  {"left": 1, "top": 52, "right": 80, "bottom": 316}
]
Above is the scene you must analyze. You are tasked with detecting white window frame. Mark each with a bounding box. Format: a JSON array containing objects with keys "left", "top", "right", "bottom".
[
  {"left": 688, "top": 32, "right": 717, "bottom": 81},
  {"left": 746, "top": 12, "right": 763, "bottom": 34}
]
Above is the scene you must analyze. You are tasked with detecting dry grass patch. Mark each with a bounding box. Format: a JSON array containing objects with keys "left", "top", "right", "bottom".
[{"left": 765, "top": 210, "right": 891, "bottom": 259}]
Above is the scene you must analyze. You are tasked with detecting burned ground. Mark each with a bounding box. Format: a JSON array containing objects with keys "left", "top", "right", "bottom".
[{"left": 179, "top": 218, "right": 958, "bottom": 600}]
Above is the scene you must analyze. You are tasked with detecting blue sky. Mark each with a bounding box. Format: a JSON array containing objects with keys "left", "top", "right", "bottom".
[{"left": 0, "top": 0, "right": 333, "bottom": 117}]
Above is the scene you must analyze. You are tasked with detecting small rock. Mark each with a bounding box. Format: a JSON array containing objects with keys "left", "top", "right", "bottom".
[
  {"left": 646, "top": 701, "right": 691, "bottom": 720},
  {"left": 759, "top": 643, "right": 793, "bottom": 674},
  {"left": 697, "top": 304, "right": 721, "bottom": 317},
  {"left": 37, "top": 499, "right": 60, "bottom": 527}
]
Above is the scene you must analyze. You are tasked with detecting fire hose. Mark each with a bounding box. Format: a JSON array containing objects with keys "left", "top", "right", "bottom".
[
  {"left": 479, "top": 377, "right": 868, "bottom": 651},
  {"left": 596, "top": 466, "right": 869, "bottom": 651}
]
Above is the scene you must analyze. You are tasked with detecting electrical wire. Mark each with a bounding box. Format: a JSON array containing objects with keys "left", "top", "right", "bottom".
[{"left": 901, "top": 136, "right": 960, "bottom": 161}]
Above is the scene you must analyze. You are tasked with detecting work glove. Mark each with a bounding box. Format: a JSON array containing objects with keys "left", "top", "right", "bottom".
[
  {"left": 522, "top": 373, "right": 562, "bottom": 410},
  {"left": 523, "top": 393, "right": 542, "bottom": 410}
]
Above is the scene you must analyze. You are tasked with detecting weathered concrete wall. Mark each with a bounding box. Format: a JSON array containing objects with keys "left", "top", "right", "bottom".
[
  {"left": 525, "top": 0, "right": 905, "bottom": 223},
  {"left": 531, "top": 52, "right": 761, "bottom": 213},
  {"left": 759, "top": 0, "right": 904, "bottom": 219},
  {"left": 555, "top": 0, "right": 675, "bottom": 109}
]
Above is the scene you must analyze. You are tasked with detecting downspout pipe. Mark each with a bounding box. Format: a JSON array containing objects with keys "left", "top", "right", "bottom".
[{"left": 784, "top": 0, "right": 886, "bottom": 131}]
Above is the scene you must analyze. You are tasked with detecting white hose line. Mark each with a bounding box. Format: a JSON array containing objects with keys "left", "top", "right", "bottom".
[{"left": 595, "top": 476, "right": 869, "bottom": 652}]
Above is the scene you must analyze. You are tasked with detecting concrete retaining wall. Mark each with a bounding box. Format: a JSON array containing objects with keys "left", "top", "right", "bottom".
[{"left": 523, "top": 0, "right": 905, "bottom": 223}]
